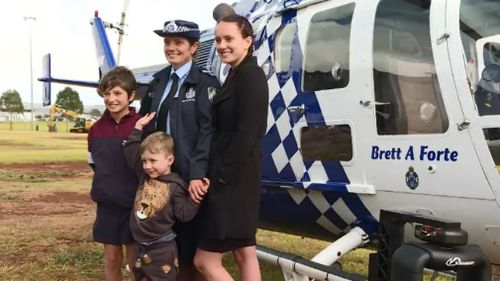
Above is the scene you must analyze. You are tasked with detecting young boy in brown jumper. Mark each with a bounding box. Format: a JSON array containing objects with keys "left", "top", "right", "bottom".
[{"left": 123, "top": 112, "right": 208, "bottom": 281}]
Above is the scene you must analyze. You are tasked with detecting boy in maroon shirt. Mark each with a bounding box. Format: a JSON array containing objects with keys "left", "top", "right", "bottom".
[{"left": 88, "top": 66, "right": 141, "bottom": 280}]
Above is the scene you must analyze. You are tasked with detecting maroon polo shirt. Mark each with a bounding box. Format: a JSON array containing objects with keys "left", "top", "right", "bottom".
[{"left": 88, "top": 107, "right": 141, "bottom": 209}]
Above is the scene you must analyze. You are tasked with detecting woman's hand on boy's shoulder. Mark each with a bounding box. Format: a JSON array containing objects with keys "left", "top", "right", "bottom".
[
  {"left": 188, "top": 178, "right": 210, "bottom": 204},
  {"left": 135, "top": 112, "right": 156, "bottom": 131}
]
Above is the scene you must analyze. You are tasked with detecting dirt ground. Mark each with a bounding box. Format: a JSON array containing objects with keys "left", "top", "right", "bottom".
[
  {"left": 0, "top": 162, "right": 93, "bottom": 218},
  {"left": 0, "top": 161, "right": 89, "bottom": 173},
  {"left": 0, "top": 161, "right": 109, "bottom": 280},
  {"left": 0, "top": 161, "right": 92, "bottom": 213},
  {"left": 1, "top": 162, "right": 499, "bottom": 281}
]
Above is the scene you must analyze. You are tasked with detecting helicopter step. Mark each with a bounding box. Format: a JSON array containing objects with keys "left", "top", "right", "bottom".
[{"left": 257, "top": 226, "right": 369, "bottom": 281}]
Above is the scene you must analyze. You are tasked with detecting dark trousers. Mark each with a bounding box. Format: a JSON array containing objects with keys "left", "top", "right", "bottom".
[
  {"left": 133, "top": 241, "right": 178, "bottom": 281},
  {"left": 173, "top": 218, "right": 198, "bottom": 266}
]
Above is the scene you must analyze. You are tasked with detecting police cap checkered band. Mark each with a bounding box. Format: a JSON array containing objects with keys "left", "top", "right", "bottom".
[{"left": 154, "top": 20, "right": 200, "bottom": 40}]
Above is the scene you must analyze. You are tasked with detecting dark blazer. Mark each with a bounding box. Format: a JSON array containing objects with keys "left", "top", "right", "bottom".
[
  {"left": 141, "top": 63, "right": 219, "bottom": 181},
  {"left": 200, "top": 56, "right": 269, "bottom": 240}
]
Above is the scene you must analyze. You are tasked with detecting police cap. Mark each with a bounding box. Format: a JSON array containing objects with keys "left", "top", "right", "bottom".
[{"left": 154, "top": 20, "right": 200, "bottom": 40}]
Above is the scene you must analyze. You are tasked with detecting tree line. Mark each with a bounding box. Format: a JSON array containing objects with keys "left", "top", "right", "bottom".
[{"left": 0, "top": 87, "right": 102, "bottom": 129}]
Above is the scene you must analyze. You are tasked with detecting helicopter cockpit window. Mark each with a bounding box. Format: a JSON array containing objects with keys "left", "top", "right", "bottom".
[
  {"left": 483, "top": 128, "right": 500, "bottom": 174},
  {"left": 274, "top": 22, "right": 297, "bottom": 73},
  {"left": 460, "top": 0, "right": 500, "bottom": 116},
  {"left": 300, "top": 124, "right": 353, "bottom": 161},
  {"left": 302, "top": 3, "right": 354, "bottom": 92},
  {"left": 373, "top": 0, "right": 448, "bottom": 135}
]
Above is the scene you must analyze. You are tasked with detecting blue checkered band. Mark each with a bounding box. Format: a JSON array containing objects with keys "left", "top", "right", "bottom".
[{"left": 241, "top": 0, "right": 379, "bottom": 237}]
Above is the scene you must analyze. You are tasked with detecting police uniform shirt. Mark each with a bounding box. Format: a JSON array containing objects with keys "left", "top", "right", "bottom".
[{"left": 156, "top": 60, "right": 192, "bottom": 134}]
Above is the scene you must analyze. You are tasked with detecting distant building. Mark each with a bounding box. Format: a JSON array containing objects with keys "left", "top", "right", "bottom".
[
  {"left": 0, "top": 111, "right": 25, "bottom": 121},
  {"left": 0, "top": 103, "right": 104, "bottom": 122}
]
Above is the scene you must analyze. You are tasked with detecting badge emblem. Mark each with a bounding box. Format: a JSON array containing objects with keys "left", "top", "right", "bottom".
[
  {"left": 162, "top": 264, "right": 172, "bottom": 274},
  {"left": 185, "top": 87, "right": 196, "bottom": 99},
  {"left": 208, "top": 87, "right": 218, "bottom": 102},
  {"left": 165, "top": 21, "right": 177, "bottom": 32},
  {"left": 143, "top": 254, "right": 152, "bottom": 264},
  {"left": 405, "top": 166, "right": 419, "bottom": 189}
]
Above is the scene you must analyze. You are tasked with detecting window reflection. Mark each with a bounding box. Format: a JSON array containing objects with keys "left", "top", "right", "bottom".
[
  {"left": 300, "top": 125, "right": 353, "bottom": 161},
  {"left": 275, "top": 22, "right": 297, "bottom": 73},
  {"left": 483, "top": 129, "right": 500, "bottom": 174},
  {"left": 460, "top": 0, "right": 500, "bottom": 116},
  {"left": 302, "top": 3, "right": 354, "bottom": 92},
  {"left": 373, "top": 0, "right": 448, "bottom": 135}
]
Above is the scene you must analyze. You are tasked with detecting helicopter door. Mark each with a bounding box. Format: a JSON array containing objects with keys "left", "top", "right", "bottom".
[
  {"left": 445, "top": 0, "right": 500, "bottom": 204},
  {"left": 363, "top": 0, "right": 494, "bottom": 200}
]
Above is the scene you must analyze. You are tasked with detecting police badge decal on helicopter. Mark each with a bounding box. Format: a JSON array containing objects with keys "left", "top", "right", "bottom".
[{"left": 405, "top": 166, "right": 419, "bottom": 190}]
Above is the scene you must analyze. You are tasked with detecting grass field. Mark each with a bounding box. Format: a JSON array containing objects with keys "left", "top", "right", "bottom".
[
  {"left": 0, "top": 130, "right": 87, "bottom": 163},
  {"left": 0, "top": 120, "right": 81, "bottom": 133},
  {"left": 0, "top": 129, "right": 455, "bottom": 280}
]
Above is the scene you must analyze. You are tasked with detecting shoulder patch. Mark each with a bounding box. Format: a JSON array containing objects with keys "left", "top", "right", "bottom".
[{"left": 208, "top": 87, "right": 218, "bottom": 102}]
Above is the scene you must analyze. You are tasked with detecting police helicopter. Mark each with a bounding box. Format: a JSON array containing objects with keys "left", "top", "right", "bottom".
[{"left": 39, "top": 0, "right": 500, "bottom": 280}]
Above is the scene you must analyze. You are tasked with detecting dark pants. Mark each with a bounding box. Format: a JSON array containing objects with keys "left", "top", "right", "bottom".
[
  {"left": 133, "top": 241, "right": 178, "bottom": 281},
  {"left": 173, "top": 219, "right": 198, "bottom": 266}
]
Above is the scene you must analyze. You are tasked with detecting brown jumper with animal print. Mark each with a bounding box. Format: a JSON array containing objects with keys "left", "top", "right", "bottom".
[{"left": 124, "top": 128, "right": 199, "bottom": 281}]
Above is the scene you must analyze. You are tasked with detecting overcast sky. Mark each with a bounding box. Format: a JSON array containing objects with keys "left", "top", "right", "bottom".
[{"left": 0, "top": 0, "right": 227, "bottom": 107}]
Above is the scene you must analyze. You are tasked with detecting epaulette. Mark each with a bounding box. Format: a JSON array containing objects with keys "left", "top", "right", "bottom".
[{"left": 201, "top": 68, "right": 216, "bottom": 77}]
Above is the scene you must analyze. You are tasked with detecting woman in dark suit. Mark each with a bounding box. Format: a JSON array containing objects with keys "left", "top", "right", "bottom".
[{"left": 192, "top": 15, "right": 269, "bottom": 281}]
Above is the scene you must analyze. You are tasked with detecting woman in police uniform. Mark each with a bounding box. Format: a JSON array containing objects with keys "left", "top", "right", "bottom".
[{"left": 139, "top": 19, "right": 219, "bottom": 281}]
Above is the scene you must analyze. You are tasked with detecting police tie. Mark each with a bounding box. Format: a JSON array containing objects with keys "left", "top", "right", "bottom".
[{"left": 156, "top": 73, "right": 179, "bottom": 132}]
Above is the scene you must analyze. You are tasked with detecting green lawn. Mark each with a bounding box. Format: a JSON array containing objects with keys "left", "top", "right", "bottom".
[
  {"left": 0, "top": 120, "right": 81, "bottom": 133},
  {"left": 0, "top": 129, "right": 87, "bottom": 163}
]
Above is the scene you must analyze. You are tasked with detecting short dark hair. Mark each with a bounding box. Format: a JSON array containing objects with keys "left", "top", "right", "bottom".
[
  {"left": 218, "top": 14, "right": 254, "bottom": 56},
  {"left": 140, "top": 131, "right": 174, "bottom": 156},
  {"left": 98, "top": 66, "right": 137, "bottom": 99}
]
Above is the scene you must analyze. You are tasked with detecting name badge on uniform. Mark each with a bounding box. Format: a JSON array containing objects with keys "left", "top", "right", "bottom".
[{"left": 183, "top": 87, "right": 196, "bottom": 103}]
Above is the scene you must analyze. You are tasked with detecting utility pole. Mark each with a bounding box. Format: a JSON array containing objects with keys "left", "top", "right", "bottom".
[{"left": 24, "top": 16, "right": 37, "bottom": 131}]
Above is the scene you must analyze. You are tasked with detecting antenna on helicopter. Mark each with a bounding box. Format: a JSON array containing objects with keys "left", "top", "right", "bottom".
[
  {"left": 101, "top": 0, "right": 129, "bottom": 65},
  {"left": 116, "top": 0, "right": 129, "bottom": 65}
]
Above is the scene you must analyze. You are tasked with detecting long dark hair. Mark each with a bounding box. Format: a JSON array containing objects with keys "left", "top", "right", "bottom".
[{"left": 218, "top": 14, "right": 254, "bottom": 57}]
